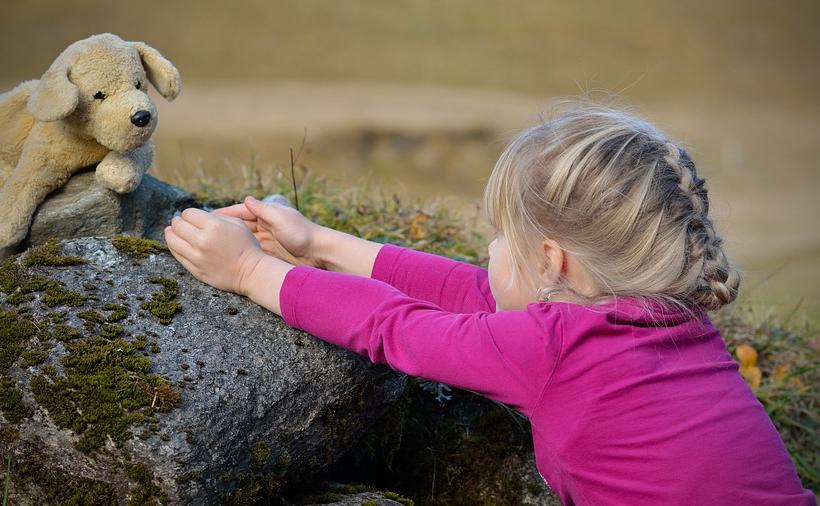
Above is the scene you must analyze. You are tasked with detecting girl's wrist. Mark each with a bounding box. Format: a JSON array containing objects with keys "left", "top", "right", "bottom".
[
  {"left": 312, "top": 226, "right": 343, "bottom": 271},
  {"left": 243, "top": 254, "right": 295, "bottom": 315}
]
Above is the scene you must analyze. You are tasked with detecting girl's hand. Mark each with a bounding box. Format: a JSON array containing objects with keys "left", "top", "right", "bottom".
[
  {"left": 213, "top": 196, "right": 327, "bottom": 268},
  {"left": 164, "top": 208, "right": 267, "bottom": 296}
]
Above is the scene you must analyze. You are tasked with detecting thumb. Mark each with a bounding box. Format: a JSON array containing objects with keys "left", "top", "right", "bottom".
[
  {"left": 244, "top": 195, "right": 278, "bottom": 220},
  {"left": 244, "top": 195, "right": 266, "bottom": 211}
]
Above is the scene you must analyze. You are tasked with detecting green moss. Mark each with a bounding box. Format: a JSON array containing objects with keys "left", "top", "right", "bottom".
[
  {"left": 334, "top": 483, "right": 372, "bottom": 494},
  {"left": 22, "top": 238, "right": 85, "bottom": 267},
  {"left": 133, "top": 334, "right": 147, "bottom": 351},
  {"left": 77, "top": 309, "right": 123, "bottom": 339},
  {"left": 12, "top": 457, "right": 117, "bottom": 505},
  {"left": 150, "top": 342, "right": 160, "bottom": 354},
  {"left": 225, "top": 306, "right": 239, "bottom": 315},
  {"left": 362, "top": 501, "right": 378, "bottom": 506},
  {"left": 0, "top": 376, "right": 33, "bottom": 423},
  {"left": 104, "top": 303, "right": 128, "bottom": 322},
  {"left": 224, "top": 471, "right": 282, "bottom": 505},
  {"left": 48, "top": 310, "right": 67, "bottom": 323},
  {"left": 274, "top": 451, "right": 291, "bottom": 476},
  {"left": 236, "top": 368, "right": 247, "bottom": 376},
  {"left": 250, "top": 441, "right": 271, "bottom": 470},
  {"left": 41, "top": 280, "right": 87, "bottom": 308},
  {"left": 174, "top": 469, "right": 202, "bottom": 485},
  {"left": 20, "top": 348, "right": 48, "bottom": 368},
  {"left": 20, "top": 275, "right": 49, "bottom": 293},
  {"left": 0, "top": 257, "right": 21, "bottom": 293},
  {"left": 123, "top": 462, "right": 166, "bottom": 505},
  {"left": 0, "top": 426, "right": 19, "bottom": 443},
  {"left": 100, "top": 322, "right": 124, "bottom": 339},
  {"left": 1, "top": 259, "right": 80, "bottom": 308},
  {"left": 185, "top": 430, "right": 195, "bottom": 445},
  {"left": 6, "top": 290, "right": 33, "bottom": 305},
  {"left": 382, "top": 491, "right": 414, "bottom": 505},
  {"left": 41, "top": 364, "right": 57, "bottom": 376},
  {"left": 0, "top": 309, "right": 39, "bottom": 370},
  {"left": 78, "top": 309, "right": 106, "bottom": 325},
  {"left": 52, "top": 324, "right": 82, "bottom": 342},
  {"left": 141, "top": 277, "right": 182, "bottom": 325},
  {"left": 30, "top": 335, "right": 180, "bottom": 454},
  {"left": 112, "top": 235, "right": 168, "bottom": 259}
]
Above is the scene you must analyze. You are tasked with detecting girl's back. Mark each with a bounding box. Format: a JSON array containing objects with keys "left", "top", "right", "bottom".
[{"left": 529, "top": 300, "right": 812, "bottom": 504}]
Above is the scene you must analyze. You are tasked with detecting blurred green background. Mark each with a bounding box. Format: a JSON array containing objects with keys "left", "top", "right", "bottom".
[{"left": 2, "top": 0, "right": 818, "bottom": 326}]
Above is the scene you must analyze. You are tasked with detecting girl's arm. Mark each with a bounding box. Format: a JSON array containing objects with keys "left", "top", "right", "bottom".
[
  {"left": 316, "top": 228, "right": 497, "bottom": 314},
  {"left": 266, "top": 262, "right": 561, "bottom": 416},
  {"left": 164, "top": 209, "right": 554, "bottom": 415}
]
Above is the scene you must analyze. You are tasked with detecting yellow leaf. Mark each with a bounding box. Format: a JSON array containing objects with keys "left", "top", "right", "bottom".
[
  {"left": 740, "top": 365, "right": 762, "bottom": 389},
  {"left": 735, "top": 344, "right": 758, "bottom": 369},
  {"left": 773, "top": 363, "right": 790, "bottom": 386},
  {"left": 409, "top": 211, "right": 429, "bottom": 240}
]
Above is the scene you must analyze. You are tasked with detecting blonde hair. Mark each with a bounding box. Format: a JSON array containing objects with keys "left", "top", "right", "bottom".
[{"left": 482, "top": 99, "right": 741, "bottom": 313}]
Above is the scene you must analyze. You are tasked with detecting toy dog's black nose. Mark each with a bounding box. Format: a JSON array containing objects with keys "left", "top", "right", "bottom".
[{"left": 130, "top": 110, "right": 151, "bottom": 127}]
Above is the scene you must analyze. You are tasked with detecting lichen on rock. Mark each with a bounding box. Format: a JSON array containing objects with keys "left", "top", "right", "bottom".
[{"left": 0, "top": 237, "right": 406, "bottom": 504}]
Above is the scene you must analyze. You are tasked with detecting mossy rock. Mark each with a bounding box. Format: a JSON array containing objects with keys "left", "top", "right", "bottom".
[{"left": 0, "top": 237, "right": 405, "bottom": 504}]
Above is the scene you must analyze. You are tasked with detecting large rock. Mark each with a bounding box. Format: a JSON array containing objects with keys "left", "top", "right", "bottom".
[
  {"left": 23, "top": 170, "right": 197, "bottom": 251},
  {"left": 0, "top": 237, "right": 406, "bottom": 504}
]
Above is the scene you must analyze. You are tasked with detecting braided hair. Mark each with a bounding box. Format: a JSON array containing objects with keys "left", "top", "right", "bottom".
[
  {"left": 482, "top": 100, "right": 741, "bottom": 313},
  {"left": 662, "top": 142, "right": 741, "bottom": 311}
]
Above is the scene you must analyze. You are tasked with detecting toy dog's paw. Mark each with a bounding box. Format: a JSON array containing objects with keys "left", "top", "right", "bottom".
[{"left": 95, "top": 155, "right": 143, "bottom": 194}]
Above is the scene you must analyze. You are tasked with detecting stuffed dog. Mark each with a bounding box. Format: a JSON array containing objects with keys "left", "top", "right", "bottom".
[{"left": 0, "top": 33, "right": 181, "bottom": 258}]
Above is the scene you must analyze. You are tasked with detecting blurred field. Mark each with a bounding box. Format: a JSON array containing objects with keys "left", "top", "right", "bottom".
[{"left": 1, "top": 1, "right": 818, "bottom": 325}]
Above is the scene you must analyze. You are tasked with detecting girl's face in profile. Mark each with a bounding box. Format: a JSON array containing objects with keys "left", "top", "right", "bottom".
[{"left": 488, "top": 232, "right": 535, "bottom": 312}]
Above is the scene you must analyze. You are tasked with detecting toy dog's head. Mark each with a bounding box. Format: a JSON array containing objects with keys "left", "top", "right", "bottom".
[{"left": 26, "top": 33, "right": 181, "bottom": 153}]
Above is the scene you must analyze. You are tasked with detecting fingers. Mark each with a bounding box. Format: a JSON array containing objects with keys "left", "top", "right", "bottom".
[
  {"left": 244, "top": 195, "right": 279, "bottom": 218},
  {"left": 180, "top": 207, "right": 211, "bottom": 228},
  {"left": 170, "top": 215, "right": 202, "bottom": 245},
  {"left": 213, "top": 202, "right": 256, "bottom": 220},
  {"left": 242, "top": 219, "right": 259, "bottom": 233},
  {"left": 164, "top": 226, "right": 197, "bottom": 265},
  {"left": 220, "top": 215, "right": 247, "bottom": 227}
]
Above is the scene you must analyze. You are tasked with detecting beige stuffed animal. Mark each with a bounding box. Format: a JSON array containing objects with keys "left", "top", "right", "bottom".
[{"left": 0, "top": 32, "right": 181, "bottom": 258}]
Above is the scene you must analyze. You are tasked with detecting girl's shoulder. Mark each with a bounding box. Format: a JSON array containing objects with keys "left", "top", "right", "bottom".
[{"left": 526, "top": 295, "right": 712, "bottom": 332}]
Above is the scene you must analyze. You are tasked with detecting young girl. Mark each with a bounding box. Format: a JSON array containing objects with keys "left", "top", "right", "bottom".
[{"left": 164, "top": 102, "right": 814, "bottom": 505}]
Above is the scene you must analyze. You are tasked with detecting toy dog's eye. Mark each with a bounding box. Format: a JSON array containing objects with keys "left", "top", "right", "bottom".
[
  {"left": 93, "top": 91, "right": 106, "bottom": 100},
  {"left": 135, "top": 81, "right": 141, "bottom": 90}
]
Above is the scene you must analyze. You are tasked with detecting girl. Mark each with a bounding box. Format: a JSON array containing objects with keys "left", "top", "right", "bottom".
[{"left": 164, "top": 102, "right": 815, "bottom": 505}]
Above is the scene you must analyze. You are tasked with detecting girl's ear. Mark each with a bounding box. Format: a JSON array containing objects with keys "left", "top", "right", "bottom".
[
  {"left": 131, "top": 41, "right": 182, "bottom": 101},
  {"left": 537, "top": 237, "right": 565, "bottom": 285}
]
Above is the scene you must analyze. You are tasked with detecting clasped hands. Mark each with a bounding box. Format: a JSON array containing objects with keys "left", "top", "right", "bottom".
[{"left": 163, "top": 196, "right": 309, "bottom": 315}]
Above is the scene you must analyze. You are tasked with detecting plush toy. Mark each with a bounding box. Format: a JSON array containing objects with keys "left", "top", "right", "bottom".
[{"left": 0, "top": 32, "right": 181, "bottom": 258}]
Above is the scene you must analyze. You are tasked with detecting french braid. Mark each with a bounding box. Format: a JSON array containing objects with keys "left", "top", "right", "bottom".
[
  {"left": 663, "top": 142, "right": 741, "bottom": 310},
  {"left": 483, "top": 100, "right": 742, "bottom": 314}
]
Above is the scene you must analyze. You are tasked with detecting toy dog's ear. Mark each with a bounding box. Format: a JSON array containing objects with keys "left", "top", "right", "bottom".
[
  {"left": 27, "top": 62, "right": 79, "bottom": 122},
  {"left": 132, "top": 41, "right": 181, "bottom": 101}
]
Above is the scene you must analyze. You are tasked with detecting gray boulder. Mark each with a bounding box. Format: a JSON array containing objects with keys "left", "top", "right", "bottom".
[
  {"left": 23, "top": 170, "right": 198, "bottom": 251},
  {"left": 0, "top": 237, "right": 406, "bottom": 504}
]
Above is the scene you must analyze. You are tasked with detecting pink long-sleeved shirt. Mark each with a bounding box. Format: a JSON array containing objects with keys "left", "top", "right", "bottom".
[{"left": 279, "top": 243, "right": 815, "bottom": 505}]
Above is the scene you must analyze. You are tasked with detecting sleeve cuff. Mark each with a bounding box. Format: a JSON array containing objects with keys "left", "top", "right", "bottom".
[
  {"left": 279, "top": 264, "right": 317, "bottom": 329},
  {"left": 370, "top": 243, "right": 404, "bottom": 284}
]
